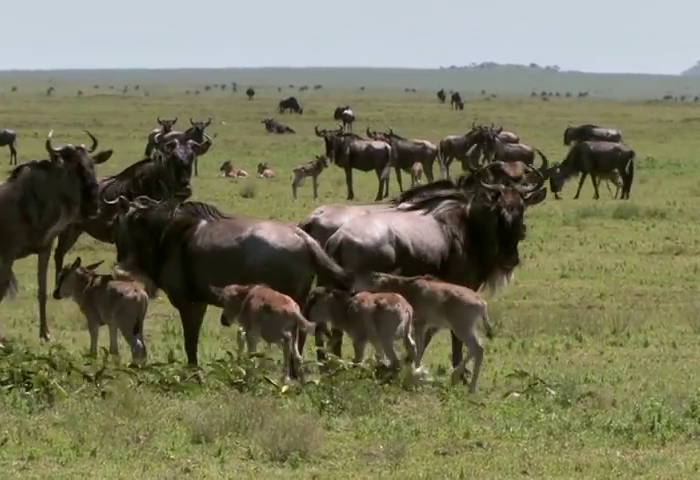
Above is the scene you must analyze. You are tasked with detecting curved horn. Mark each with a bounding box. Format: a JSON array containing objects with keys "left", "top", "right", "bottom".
[
  {"left": 189, "top": 117, "right": 195, "bottom": 126},
  {"left": 45, "top": 130, "right": 63, "bottom": 156},
  {"left": 314, "top": 124, "right": 324, "bottom": 137},
  {"left": 388, "top": 126, "right": 394, "bottom": 135},
  {"left": 479, "top": 177, "right": 506, "bottom": 193},
  {"left": 205, "top": 117, "right": 211, "bottom": 127},
  {"left": 366, "top": 126, "right": 373, "bottom": 137},
  {"left": 515, "top": 166, "right": 545, "bottom": 195},
  {"left": 84, "top": 130, "right": 98, "bottom": 152},
  {"left": 157, "top": 115, "right": 163, "bottom": 125},
  {"left": 172, "top": 116, "right": 178, "bottom": 124},
  {"left": 471, "top": 121, "right": 476, "bottom": 129},
  {"left": 534, "top": 148, "right": 549, "bottom": 172}
]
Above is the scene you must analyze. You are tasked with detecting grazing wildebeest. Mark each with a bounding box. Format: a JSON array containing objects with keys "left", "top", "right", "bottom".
[
  {"left": 312, "top": 164, "right": 546, "bottom": 373},
  {"left": 219, "top": 160, "right": 249, "bottom": 178},
  {"left": 257, "top": 162, "right": 275, "bottom": 178},
  {"left": 52, "top": 257, "right": 149, "bottom": 363},
  {"left": 154, "top": 117, "right": 212, "bottom": 177},
  {"left": 563, "top": 124, "right": 622, "bottom": 146},
  {"left": 481, "top": 126, "right": 545, "bottom": 165},
  {"left": 437, "top": 89, "right": 446, "bottom": 104},
  {"left": 0, "top": 130, "right": 112, "bottom": 342},
  {"left": 291, "top": 155, "right": 329, "bottom": 200},
  {"left": 0, "top": 129, "right": 18, "bottom": 166},
  {"left": 246, "top": 87, "right": 255, "bottom": 100},
  {"left": 333, "top": 106, "right": 355, "bottom": 132},
  {"left": 366, "top": 126, "right": 438, "bottom": 188},
  {"left": 52, "top": 136, "right": 203, "bottom": 284},
  {"left": 144, "top": 116, "right": 177, "bottom": 159},
  {"left": 450, "top": 92, "right": 462, "bottom": 110},
  {"left": 437, "top": 123, "right": 490, "bottom": 179},
  {"left": 212, "top": 284, "right": 316, "bottom": 382},
  {"left": 548, "top": 140, "right": 635, "bottom": 200},
  {"left": 278, "top": 96, "right": 303, "bottom": 114},
  {"left": 261, "top": 118, "right": 295, "bottom": 134},
  {"left": 106, "top": 195, "right": 353, "bottom": 372},
  {"left": 299, "top": 202, "right": 394, "bottom": 247},
  {"left": 314, "top": 125, "right": 392, "bottom": 201}
]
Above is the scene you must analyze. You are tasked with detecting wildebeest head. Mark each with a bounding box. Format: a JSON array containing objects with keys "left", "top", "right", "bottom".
[
  {"left": 52, "top": 256, "right": 104, "bottom": 300},
  {"left": 187, "top": 117, "right": 212, "bottom": 143},
  {"left": 333, "top": 106, "right": 350, "bottom": 120},
  {"left": 157, "top": 116, "right": 178, "bottom": 133},
  {"left": 153, "top": 136, "right": 206, "bottom": 199},
  {"left": 44, "top": 130, "right": 113, "bottom": 219},
  {"left": 314, "top": 124, "right": 345, "bottom": 160},
  {"left": 547, "top": 162, "right": 566, "bottom": 194}
]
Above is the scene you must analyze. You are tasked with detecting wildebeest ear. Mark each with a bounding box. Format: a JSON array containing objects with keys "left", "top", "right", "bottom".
[
  {"left": 72, "top": 257, "right": 82, "bottom": 269},
  {"left": 523, "top": 188, "right": 547, "bottom": 207},
  {"left": 85, "top": 260, "right": 105, "bottom": 271},
  {"left": 93, "top": 150, "right": 113, "bottom": 164}
]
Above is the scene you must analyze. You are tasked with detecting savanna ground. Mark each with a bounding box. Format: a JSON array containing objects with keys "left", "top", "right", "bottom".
[{"left": 2, "top": 68, "right": 700, "bottom": 478}]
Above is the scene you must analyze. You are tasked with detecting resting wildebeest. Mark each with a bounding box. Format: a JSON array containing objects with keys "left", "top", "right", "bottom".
[
  {"left": 52, "top": 136, "right": 203, "bottom": 284},
  {"left": 0, "top": 130, "right": 112, "bottom": 342},
  {"left": 548, "top": 140, "right": 635, "bottom": 200},
  {"left": 366, "top": 126, "right": 438, "bottom": 188},
  {"left": 563, "top": 124, "right": 622, "bottom": 146},
  {"left": 106, "top": 195, "right": 353, "bottom": 372},
  {"left": 0, "top": 129, "right": 18, "bottom": 166},
  {"left": 314, "top": 125, "right": 392, "bottom": 201},
  {"left": 261, "top": 118, "right": 295, "bottom": 134},
  {"left": 437, "top": 89, "right": 446, "bottom": 104},
  {"left": 144, "top": 116, "right": 178, "bottom": 159},
  {"left": 278, "top": 96, "right": 303, "bottom": 114},
  {"left": 450, "top": 92, "right": 462, "bottom": 110},
  {"left": 437, "top": 123, "right": 491, "bottom": 179},
  {"left": 333, "top": 106, "right": 355, "bottom": 132},
  {"left": 246, "top": 87, "right": 255, "bottom": 100},
  {"left": 154, "top": 117, "right": 212, "bottom": 177},
  {"left": 312, "top": 164, "right": 547, "bottom": 373}
]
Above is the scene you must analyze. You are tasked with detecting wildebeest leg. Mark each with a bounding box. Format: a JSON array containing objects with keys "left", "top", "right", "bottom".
[
  {"left": 573, "top": 172, "right": 588, "bottom": 199},
  {"left": 108, "top": 323, "right": 120, "bottom": 356},
  {"left": 37, "top": 247, "right": 51, "bottom": 341},
  {"left": 424, "top": 160, "right": 434, "bottom": 183},
  {"left": 312, "top": 175, "right": 319, "bottom": 200},
  {"left": 194, "top": 156, "right": 199, "bottom": 177},
  {"left": 329, "top": 326, "right": 344, "bottom": 358},
  {"left": 344, "top": 167, "right": 355, "bottom": 200},
  {"left": 53, "top": 226, "right": 83, "bottom": 283},
  {"left": 176, "top": 301, "right": 207, "bottom": 365},
  {"left": 9, "top": 143, "right": 17, "bottom": 166},
  {"left": 395, "top": 166, "right": 404, "bottom": 193},
  {"left": 590, "top": 174, "right": 601, "bottom": 200}
]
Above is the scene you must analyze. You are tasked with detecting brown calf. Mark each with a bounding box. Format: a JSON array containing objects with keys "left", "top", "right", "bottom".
[
  {"left": 219, "top": 160, "right": 249, "bottom": 178},
  {"left": 211, "top": 284, "right": 315, "bottom": 381},
  {"left": 257, "top": 162, "right": 275, "bottom": 178},
  {"left": 410, "top": 161, "right": 424, "bottom": 187},
  {"left": 353, "top": 272, "right": 493, "bottom": 393},
  {"left": 291, "top": 155, "right": 329, "bottom": 199}
]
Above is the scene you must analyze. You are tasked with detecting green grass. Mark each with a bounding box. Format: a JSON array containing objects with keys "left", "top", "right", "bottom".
[{"left": 2, "top": 69, "right": 700, "bottom": 478}]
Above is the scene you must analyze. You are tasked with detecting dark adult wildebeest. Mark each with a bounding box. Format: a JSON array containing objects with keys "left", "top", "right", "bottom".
[
  {"left": 312, "top": 164, "right": 547, "bottom": 372},
  {"left": 563, "top": 124, "right": 622, "bottom": 146},
  {"left": 106, "top": 196, "right": 353, "bottom": 371},
  {"left": 0, "top": 131, "right": 112, "bottom": 343},
  {"left": 144, "top": 116, "right": 178, "bottom": 159},
  {"left": 437, "top": 89, "right": 446, "bottom": 104},
  {"left": 366, "top": 126, "right": 438, "bottom": 189},
  {"left": 52, "top": 136, "right": 204, "bottom": 285},
  {"left": 261, "top": 118, "right": 295, "bottom": 134},
  {"left": 246, "top": 87, "right": 255, "bottom": 100},
  {"left": 0, "top": 129, "right": 18, "bottom": 166},
  {"left": 278, "top": 96, "right": 303, "bottom": 115},
  {"left": 450, "top": 92, "right": 463, "bottom": 110},
  {"left": 154, "top": 117, "right": 212, "bottom": 177},
  {"left": 481, "top": 126, "right": 546, "bottom": 165},
  {"left": 437, "top": 123, "right": 490, "bottom": 179},
  {"left": 314, "top": 125, "right": 392, "bottom": 201},
  {"left": 333, "top": 106, "right": 355, "bottom": 132},
  {"left": 548, "top": 140, "right": 635, "bottom": 200}
]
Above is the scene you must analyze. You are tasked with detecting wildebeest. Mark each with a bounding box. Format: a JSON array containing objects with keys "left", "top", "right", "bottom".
[
  {"left": 437, "top": 123, "right": 491, "bottom": 179},
  {"left": 299, "top": 203, "right": 394, "bottom": 247},
  {"left": 154, "top": 117, "right": 212, "bottom": 177},
  {"left": 212, "top": 284, "right": 316, "bottom": 382},
  {"left": 291, "top": 155, "right": 329, "bottom": 200},
  {"left": 450, "top": 92, "right": 463, "bottom": 110},
  {"left": 314, "top": 164, "right": 546, "bottom": 373},
  {"left": 366, "top": 126, "right": 438, "bottom": 189},
  {"left": 144, "top": 116, "right": 177, "bottom": 159},
  {"left": 278, "top": 96, "right": 303, "bottom": 114},
  {"left": 563, "top": 124, "right": 622, "bottom": 146},
  {"left": 304, "top": 286, "right": 417, "bottom": 370},
  {"left": 257, "top": 162, "right": 275, "bottom": 178},
  {"left": 261, "top": 117, "right": 295, "bottom": 134},
  {"left": 52, "top": 257, "right": 149, "bottom": 363},
  {"left": 52, "top": 136, "right": 203, "bottom": 284},
  {"left": 548, "top": 140, "right": 635, "bottom": 200},
  {"left": 481, "top": 126, "right": 545, "bottom": 165},
  {"left": 246, "top": 87, "right": 255, "bottom": 100},
  {"left": 314, "top": 125, "right": 392, "bottom": 201},
  {"left": 0, "top": 130, "right": 112, "bottom": 342},
  {"left": 0, "top": 129, "right": 18, "bottom": 166},
  {"left": 106, "top": 196, "right": 353, "bottom": 371},
  {"left": 333, "top": 106, "right": 355, "bottom": 132},
  {"left": 219, "top": 161, "right": 249, "bottom": 178},
  {"left": 437, "top": 89, "right": 446, "bottom": 104},
  {"left": 352, "top": 272, "right": 493, "bottom": 392}
]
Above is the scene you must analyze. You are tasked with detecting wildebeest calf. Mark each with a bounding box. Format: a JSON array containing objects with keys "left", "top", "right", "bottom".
[
  {"left": 211, "top": 284, "right": 316, "bottom": 381},
  {"left": 52, "top": 257, "right": 148, "bottom": 363},
  {"left": 258, "top": 162, "right": 275, "bottom": 178},
  {"left": 353, "top": 272, "right": 493, "bottom": 393},
  {"left": 410, "top": 161, "right": 424, "bottom": 187},
  {"left": 291, "top": 155, "right": 328, "bottom": 199},
  {"left": 219, "top": 160, "right": 249, "bottom": 178},
  {"left": 304, "top": 287, "right": 418, "bottom": 369}
]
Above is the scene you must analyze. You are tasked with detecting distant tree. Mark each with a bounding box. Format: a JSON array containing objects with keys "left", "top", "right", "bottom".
[{"left": 681, "top": 60, "right": 700, "bottom": 76}]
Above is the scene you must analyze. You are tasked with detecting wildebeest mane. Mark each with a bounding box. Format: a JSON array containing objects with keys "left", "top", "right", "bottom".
[
  {"left": 7, "top": 159, "right": 55, "bottom": 182},
  {"left": 99, "top": 157, "right": 171, "bottom": 201}
]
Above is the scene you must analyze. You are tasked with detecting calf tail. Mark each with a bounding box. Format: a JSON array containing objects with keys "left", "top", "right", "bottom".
[
  {"left": 481, "top": 302, "right": 494, "bottom": 340},
  {"left": 296, "top": 311, "right": 316, "bottom": 334},
  {"left": 297, "top": 228, "right": 354, "bottom": 290}
]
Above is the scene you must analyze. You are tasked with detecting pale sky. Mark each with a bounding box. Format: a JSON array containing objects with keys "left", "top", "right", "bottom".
[{"left": 1, "top": 0, "right": 697, "bottom": 74}]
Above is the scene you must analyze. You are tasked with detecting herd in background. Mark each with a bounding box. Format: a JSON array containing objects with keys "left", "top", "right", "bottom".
[{"left": 0, "top": 94, "right": 638, "bottom": 392}]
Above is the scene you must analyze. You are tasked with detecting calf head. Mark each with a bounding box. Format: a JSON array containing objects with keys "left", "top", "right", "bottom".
[
  {"left": 257, "top": 162, "right": 271, "bottom": 175},
  {"left": 219, "top": 160, "right": 232, "bottom": 176},
  {"left": 52, "top": 256, "right": 104, "bottom": 299},
  {"left": 45, "top": 130, "right": 113, "bottom": 219}
]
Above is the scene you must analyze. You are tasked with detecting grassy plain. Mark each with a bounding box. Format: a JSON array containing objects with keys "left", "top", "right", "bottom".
[{"left": 2, "top": 69, "right": 700, "bottom": 478}]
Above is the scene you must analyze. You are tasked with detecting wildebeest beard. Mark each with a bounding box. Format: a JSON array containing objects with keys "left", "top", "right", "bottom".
[{"left": 76, "top": 162, "right": 100, "bottom": 219}]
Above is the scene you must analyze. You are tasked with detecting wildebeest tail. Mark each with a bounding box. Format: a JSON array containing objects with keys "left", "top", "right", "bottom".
[
  {"left": 625, "top": 152, "right": 635, "bottom": 196},
  {"left": 295, "top": 310, "right": 316, "bottom": 334},
  {"left": 296, "top": 228, "right": 353, "bottom": 290}
]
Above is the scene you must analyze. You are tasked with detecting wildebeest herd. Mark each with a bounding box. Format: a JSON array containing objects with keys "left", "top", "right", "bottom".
[{"left": 0, "top": 109, "right": 635, "bottom": 393}]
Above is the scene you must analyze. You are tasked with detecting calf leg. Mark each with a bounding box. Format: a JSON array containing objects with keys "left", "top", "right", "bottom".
[
  {"left": 118, "top": 322, "right": 146, "bottom": 363},
  {"left": 37, "top": 247, "right": 51, "bottom": 342},
  {"left": 108, "top": 323, "right": 120, "bottom": 357},
  {"left": 87, "top": 321, "right": 100, "bottom": 357},
  {"left": 312, "top": 176, "right": 319, "bottom": 200}
]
